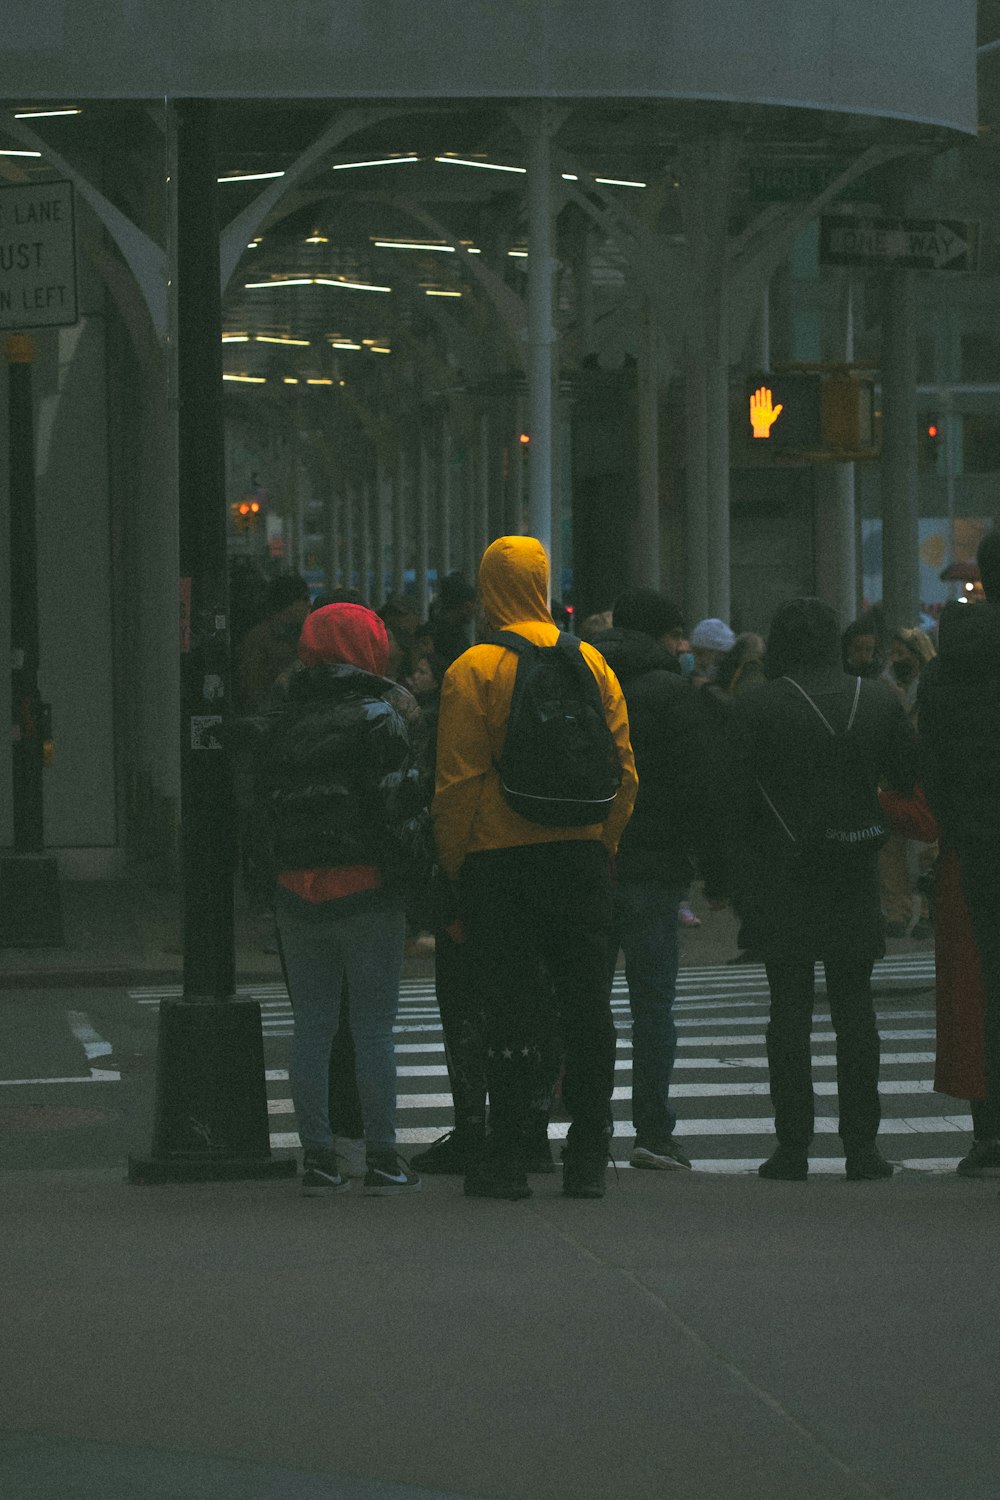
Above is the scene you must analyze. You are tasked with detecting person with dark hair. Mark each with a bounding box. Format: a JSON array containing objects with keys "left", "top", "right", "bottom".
[
  {"left": 236, "top": 573, "right": 312, "bottom": 712},
  {"left": 431, "top": 573, "right": 478, "bottom": 665},
  {"left": 919, "top": 529, "right": 1000, "bottom": 1176},
  {"left": 592, "top": 589, "right": 722, "bottom": 1172},
  {"left": 727, "top": 597, "right": 917, "bottom": 1181},
  {"left": 841, "top": 614, "right": 883, "bottom": 679}
]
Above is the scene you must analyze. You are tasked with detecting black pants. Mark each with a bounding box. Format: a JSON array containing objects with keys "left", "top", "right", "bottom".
[
  {"left": 958, "top": 850, "right": 1000, "bottom": 1115},
  {"left": 460, "top": 841, "right": 615, "bottom": 1159},
  {"left": 764, "top": 953, "right": 881, "bottom": 1151}
]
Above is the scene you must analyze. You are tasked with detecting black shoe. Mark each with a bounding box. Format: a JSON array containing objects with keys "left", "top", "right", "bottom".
[
  {"left": 844, "top": 1146, "right": 895, "bottom": 1181},
  {"left": 562, "top": 1151, "right": 609, "bottom": 1199},
  {"left": 363, "top": 1150, "right": 421, "bottom": 1196},
  {"left": 758, "top": 1146, "right": 809, "bottom": 1181},
  {"left": 409, "top": 1129, "right": 481, "bottom": 1176},
  {"left": 956, "top": 1138, "right": 1000, "bottom": 1178},
  {"left": 630, "top": 1135, "right": 693, "bottom": 1171},
  {"left": 463, "top": 1158, "right": 532, "bottom": 1201},
  {"left": 523, "top": 1119, "right": 557, "bottom": 1174},
  {"left": 301, "top": 1147, "right": 351, "bottom": 1197}
]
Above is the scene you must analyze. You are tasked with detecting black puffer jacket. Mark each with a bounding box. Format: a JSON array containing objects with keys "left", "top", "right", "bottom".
[
  {"left": 591, "top": 628, "right": 722, "bottom": 889},
  {"left": 254, "top": 662, "right": 430, "bottom": 887},
  {"left": 918, "top": 600, "right": 1000, "bottom": 854}
]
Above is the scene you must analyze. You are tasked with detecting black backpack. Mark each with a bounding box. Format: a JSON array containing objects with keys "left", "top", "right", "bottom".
[
  {"left": 757, "top": 676, "right": 889, "bottom": 869},
  {"left": 494, "top": 630, "right": 623, "bottom": 827}
]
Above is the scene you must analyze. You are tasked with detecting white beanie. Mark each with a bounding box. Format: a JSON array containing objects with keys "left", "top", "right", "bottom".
[{"left": 690, "top": 617, "right": 735, "bottom": 653}]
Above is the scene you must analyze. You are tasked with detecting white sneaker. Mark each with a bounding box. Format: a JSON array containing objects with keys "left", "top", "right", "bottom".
[{"left": 333, "top": 1136, "right": 366, "bottom": 1178}]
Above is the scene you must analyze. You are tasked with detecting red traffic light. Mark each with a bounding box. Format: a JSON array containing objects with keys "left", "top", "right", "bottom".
[{"left": 927, "top": 424, "right": 939, "bottom": 439}]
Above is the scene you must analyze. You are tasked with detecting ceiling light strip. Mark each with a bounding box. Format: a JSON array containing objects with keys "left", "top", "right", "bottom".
[
  {"left": 332, "top": 155, "right": 420, "bottom": 170},
  {"left": 435, "top": 156, "right": 525, "bottom": 174}
]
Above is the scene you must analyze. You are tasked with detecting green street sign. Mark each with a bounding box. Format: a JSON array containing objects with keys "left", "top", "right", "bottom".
[{"left": 749, "top": 160, "right": 847, "bottom": 202}]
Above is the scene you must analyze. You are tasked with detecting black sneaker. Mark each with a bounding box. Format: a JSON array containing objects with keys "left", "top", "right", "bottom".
[
  {"left": 844, "top": 1146, "right": 895, "bottom": 1181},
  {"left": 562, "top": 1151, "right": 609, "bottom": 1199},
  {"left": 463, "top": 1158, "right": 532, "bottom": 1201},
  {"left": 409, "top": 1129, "right": 481, "bottom": 1176},
  {"left": 758, "top": 1145, "right": 809, "bottom": 1181},
  {"left": 301, "top": 1148, "right": 351, "bottom": 1197},
  {"left": 363, "top": 1150, "right": 421, "bottom": 1196},
  {"left": 956, "top": 1137, "right": 1000, "bottom": 1177},
  {"left": 523, "top": 1120, "right": 557, "bottom": 1174},
  {"left": 630, "top": 1135, "right": 692, "bottom": 1171}
]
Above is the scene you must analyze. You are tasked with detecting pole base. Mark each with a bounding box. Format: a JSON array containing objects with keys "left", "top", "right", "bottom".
[
  {"left": 127, "top": 1152, "right": 297, "bottom": 1185},
  {"left": 0, "top": 854, "right": 64, "bottom": 947},
  {"left": 131, "top": 997, "right": 294, "bottom": 1185}
]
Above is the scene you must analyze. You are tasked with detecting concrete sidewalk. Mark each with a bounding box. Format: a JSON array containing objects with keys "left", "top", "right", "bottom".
[
  {"left": 2, "top": 1165, "right": 997, "bottom": 1500},
  {"left": 0, "top": 872, "right": 760, "bottom": 989}
]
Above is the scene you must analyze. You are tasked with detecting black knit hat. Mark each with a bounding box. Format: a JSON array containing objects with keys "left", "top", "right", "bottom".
[{"left": 612, "top": 587, "right": 685, "bottom": 640}]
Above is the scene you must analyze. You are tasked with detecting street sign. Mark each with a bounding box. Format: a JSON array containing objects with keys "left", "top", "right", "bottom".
[
  {"left": 0, "top": 180, "right": 78, "bottom": 330},
  {"left": 819, "top": 215, "right": 979, "bottom": 272},
  {"left": 750, "top": 160, "right": 847, "bottom": 202}
]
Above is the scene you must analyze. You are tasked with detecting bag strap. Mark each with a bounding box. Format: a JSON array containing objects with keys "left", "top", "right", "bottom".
[
  {"left": 781, "top": 675, "right": 862, "bottom": 737},
  {"left": 493, "top": 629, "right": 534, "bottom": 656}
]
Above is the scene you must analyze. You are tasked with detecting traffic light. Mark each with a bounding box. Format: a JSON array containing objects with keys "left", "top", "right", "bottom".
[
  {"left": 230, "top": 497, "right": 263, "bottom": 532},
  {"left": 919, "top": 418, "right": 943, "bottom": 472},
  {"left": 740, "top": 370, "right": 877, "bottom": 459}
]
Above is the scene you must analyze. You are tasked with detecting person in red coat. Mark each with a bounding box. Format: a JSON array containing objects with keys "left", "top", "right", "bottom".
[{"left": 878, "top": 785, "right": 998, "bottom": 1175}]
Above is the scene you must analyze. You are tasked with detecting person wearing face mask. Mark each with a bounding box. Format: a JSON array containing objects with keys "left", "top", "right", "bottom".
[
  {"left": 880, "top": 627, "right": 937, "bottom": 938},
  {"left": 689, "top": 618, "right": 736, "bottom": 687}
]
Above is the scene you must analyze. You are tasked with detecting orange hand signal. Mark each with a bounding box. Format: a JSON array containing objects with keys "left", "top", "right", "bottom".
[{"left": 750, "top": 385, "right": 783, "bottom": 439}]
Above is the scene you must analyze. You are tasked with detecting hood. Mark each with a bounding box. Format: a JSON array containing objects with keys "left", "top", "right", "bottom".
[
  {"left": 937, "top": 599, "right": 1000, "bottom": 681},
  {"left": 478, "top": 536, "right": 552, "bottom": 630},
  {"left": 591, "top": 627, "right": 681, "bottom": 684},
  {"left": 297, "top": 602, "right": 390, "bottom": 677}
]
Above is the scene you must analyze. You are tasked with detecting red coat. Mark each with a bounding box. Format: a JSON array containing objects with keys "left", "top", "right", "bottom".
[{"left": 878, "top": 786, "right": 986, "bottom": 1100}]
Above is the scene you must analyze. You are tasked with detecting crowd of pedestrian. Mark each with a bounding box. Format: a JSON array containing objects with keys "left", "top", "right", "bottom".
[{"left": 235, "top": 526, "right": 1000, "bottom": 1201}]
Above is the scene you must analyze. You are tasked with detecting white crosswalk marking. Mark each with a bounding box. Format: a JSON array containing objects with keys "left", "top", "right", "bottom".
[{"left": 131, "top": 950, "right": 968, "bottom": 1175}]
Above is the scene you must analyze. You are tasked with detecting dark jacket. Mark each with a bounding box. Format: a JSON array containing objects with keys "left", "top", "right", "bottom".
[
  {"left": 726, "top": 667, "right": 917, "bottom": 961},
  {"left": 918, "top": 600, "right": 1000, "bottom": 856},
  {"left": 591, "top": 627, "right": 722, "bottom": 889},
  {"left": 254, "top": 662, "right": 430, "bottom": 889}
]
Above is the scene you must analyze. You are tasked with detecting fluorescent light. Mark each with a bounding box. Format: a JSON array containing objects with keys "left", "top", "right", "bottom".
[
  {"left": 221, "top": 333, "right": 250, "bottom": 343},
  {"left": 306, "top": 377, "right": 334, "bottom": 386},
  {"left": 507, "top": 249, "right": 528, "bottom": 258},
  {"left": 332, "top": 155, "right": 420, "bottom": 170},
  {"left": 425, "top": 289, "right": 462, "bottom": 297},
  {"left": 218, "top": 170, "right": 285, "bottom": 184},
  {"left": 246, "top": 242, "right": 260, "bottom": 249},
  {"left": 374, "top": 239, "right": 454, "bottom": 253},
  {"left": 562, "top": 172, "right": 647, "bottom": 188},
  {"left": 313, "top": 276, "right": 391, "bottom": 292},
  {"left": 330, "top": 340, "right": 362, "bottom": 350},
  {"left": 14, "top": 107, "right": 81, "bottom": 119},
  {"left": 435, "top": 155, "right": 525, "bottom": 174},
  {"left": 595, "top": 176, "right": 646, "bottom": 188},
  {"left": 369, "top": 346, "right": 391, "bottom": 354},
  {"left": 245, "top": 275, "right": 390, "bottom": 294},
  {"left": 0, "top": 149, "right": 42, "bottom": 158},
  {"left": 282, "top": 377, "right": 300, "bottom": 384},
  {"left": 223, "top": 373, "right": 267, "bottom": 383},
  {"left": 256, "top": 334, "right": 311, "bottom": 346},
  {"left": 305, "top": 234, "right": 329, "bottom": 244}
]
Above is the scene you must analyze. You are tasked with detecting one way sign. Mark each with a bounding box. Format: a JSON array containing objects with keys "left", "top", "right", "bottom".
[{"left": 819, "top": 215, "right": 979, "bottom": 272}]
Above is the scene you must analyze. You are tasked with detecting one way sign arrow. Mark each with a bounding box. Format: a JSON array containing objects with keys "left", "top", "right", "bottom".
[{"left": 820, "top": 215, "right": 979, "bottom": 272}]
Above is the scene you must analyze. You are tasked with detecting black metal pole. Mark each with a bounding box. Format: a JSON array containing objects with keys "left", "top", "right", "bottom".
[
  {"left": 7, "top": 335, "right": 43, "bottom": 854},
  {"left": 0, "top": 334, "right": 63, "bottom": 947},
  {"left": 129, "top": 99, "right": 293, "bottom": 1183},
  {"left": 174, "top": 99, "right": 236, "bottom": 1000}
]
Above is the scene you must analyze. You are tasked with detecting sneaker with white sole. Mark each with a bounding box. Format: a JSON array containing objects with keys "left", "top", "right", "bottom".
[
  {"left": 363, "top": 1150, "right": 421, "bottom": 1196},
  {"left": 333, "top": 1135, "right": 366, "bottom": 1179},
  {"left": 630, "top": 1136, "right": 692, "bottom": 1171},
  {"left": 301, "top": 1147, "right": 351, "bottom": 1197}
]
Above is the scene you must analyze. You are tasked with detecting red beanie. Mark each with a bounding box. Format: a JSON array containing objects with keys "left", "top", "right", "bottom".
[{"left": 297, "top": 603, "right": 390, "bottom": 677}]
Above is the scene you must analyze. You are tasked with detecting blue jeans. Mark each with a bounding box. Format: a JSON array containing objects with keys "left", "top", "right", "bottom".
[
  {"left": 275, "top": 888, "right": 405, "bottom": 1153},
  {"left": 609, "top": 881, "right": 683, "bottom": 1139}
]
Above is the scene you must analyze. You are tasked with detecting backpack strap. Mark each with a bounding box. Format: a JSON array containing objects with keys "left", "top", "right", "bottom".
[
  {"left": 781, "top": 675, "right": 862, "bottom": 736},
  {"left": 493, "top": 629, "right": 534, "bottom": 656}
]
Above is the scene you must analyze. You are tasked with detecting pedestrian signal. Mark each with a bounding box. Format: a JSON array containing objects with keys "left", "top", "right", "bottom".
[{"left": 745, "top": 373, "right": 823, "bottom": 451}]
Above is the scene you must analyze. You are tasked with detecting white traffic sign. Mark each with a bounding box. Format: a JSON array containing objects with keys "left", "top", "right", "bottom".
[
  {"left": 819, "top": 215, "right": 978, "bottom": 272},
  {"left": 0, "top": 180, "right": 78, "bottom": 330}
]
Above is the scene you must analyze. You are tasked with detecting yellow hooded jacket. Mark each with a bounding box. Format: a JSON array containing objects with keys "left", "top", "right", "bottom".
[{"left": 432, "top": 536, "right": 638, "bottom": 879}]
